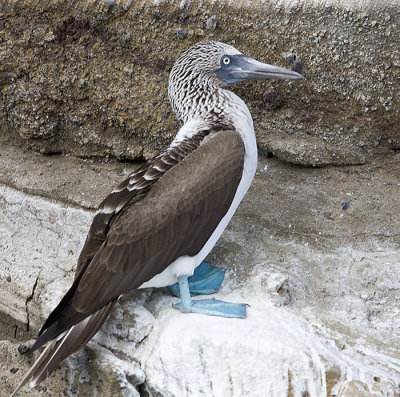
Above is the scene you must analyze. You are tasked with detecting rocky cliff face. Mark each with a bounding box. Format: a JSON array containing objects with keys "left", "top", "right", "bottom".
[
  {"left": 1, "top": 0, "right": 399, "bottom": 396},
  {"left": 1, "top": 0, "right": 399, "bottom": 164}
]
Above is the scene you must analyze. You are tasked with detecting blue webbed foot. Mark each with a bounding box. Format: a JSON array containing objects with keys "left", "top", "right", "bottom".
[
  {"left": 172, "top": 275, "right": 247, "bottom": 319},
  {"left": 173, "top": 298, "right": 247, "bottom": 318},
  {"left": 167, "top": 261, "right": 226, "bottom": 297}
]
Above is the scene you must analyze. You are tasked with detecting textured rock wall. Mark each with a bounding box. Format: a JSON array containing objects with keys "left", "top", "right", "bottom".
[{"left": 0, "top": 0, "right": 399, "bottom": 165}]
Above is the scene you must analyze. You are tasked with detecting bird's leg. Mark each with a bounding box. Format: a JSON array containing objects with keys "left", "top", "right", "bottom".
[
  {"left": 172, "top": 274, "right": 247, "bottom": 318},
  {"left": 166, "top": 261, "right": 226, "bottom": 297},
  {"left": 174, "top": 275, "right": 192, "bottom": 312}
]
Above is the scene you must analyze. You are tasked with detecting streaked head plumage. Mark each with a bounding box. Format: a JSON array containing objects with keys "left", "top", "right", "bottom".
[{"left": 168, "top": 41, "right": 303, "bottom": 124}]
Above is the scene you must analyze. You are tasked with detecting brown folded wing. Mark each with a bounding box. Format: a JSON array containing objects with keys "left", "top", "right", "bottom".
[
  {"left": 74, "top": 130, "right": 209, "bottom": 277},
  {"left": 74, "top": 129, "right": 245, "bottom": 312}
]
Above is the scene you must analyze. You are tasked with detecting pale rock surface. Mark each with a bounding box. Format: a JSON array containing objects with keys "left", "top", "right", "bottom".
[
  {"left": 0, "top": 184, "right": 92, "bottom": 331},
  {"left": 136, "top": 299, "right": 327, "bottom": 397},
  {"left": 2, "top": 147, "right": 399, "bottom": 396},
  {"left": 131, "top": 239, "right": 400, "bottom": 396},
  {"left": 89, "top": 227, "right": 400, "bottom": 397}
]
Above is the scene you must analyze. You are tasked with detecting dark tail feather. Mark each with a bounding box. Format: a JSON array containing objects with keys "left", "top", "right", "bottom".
[
  {"left": 11, "top": 299, "right": 116, "bottom": 397},
  {"left": 26, "top": 303, "right": 89, "bottom": 355}
]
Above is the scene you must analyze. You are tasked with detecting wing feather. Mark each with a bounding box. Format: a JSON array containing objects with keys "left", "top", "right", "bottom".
[
  {"left": 74, "top": 132, "right": 208, "bottom": 277},
  {"left": 73, "top": 130, "right": 244, "bottom": 313}
]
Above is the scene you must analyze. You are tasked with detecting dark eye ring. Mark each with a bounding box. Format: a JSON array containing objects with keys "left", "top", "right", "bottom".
[{"left": 222, "top": 56, "right": 231, "bottom": 65}]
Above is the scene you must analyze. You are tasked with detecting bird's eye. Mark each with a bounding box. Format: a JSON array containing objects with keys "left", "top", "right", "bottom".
[{"left": 222, "top": 56, "right": 231, "bottom": 65}]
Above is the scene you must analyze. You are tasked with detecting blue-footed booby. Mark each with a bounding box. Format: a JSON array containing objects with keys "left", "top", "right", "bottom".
[{"left": 11, "top": 41, "right": 302, "bottom": 395}]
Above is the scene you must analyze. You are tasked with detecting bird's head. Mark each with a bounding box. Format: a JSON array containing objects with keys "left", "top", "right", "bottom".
[{"left": 169, "top": 41, "right": 303, "bottom": 123}]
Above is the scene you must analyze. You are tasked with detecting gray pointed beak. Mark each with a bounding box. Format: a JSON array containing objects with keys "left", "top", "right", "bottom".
[{"left": 215, "top": 54, "right": 304, "bottom": 85}]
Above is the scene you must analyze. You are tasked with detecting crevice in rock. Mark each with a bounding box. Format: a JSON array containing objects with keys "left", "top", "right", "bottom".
[
  {"left": 138, "top": 382, "right": 162, "bottom": 397},
  {"left": 25, "top": 272, "right": 40, "bottom": 332},
  {"left": 137, "top": 383, "right": 147, "bottom": 396}
]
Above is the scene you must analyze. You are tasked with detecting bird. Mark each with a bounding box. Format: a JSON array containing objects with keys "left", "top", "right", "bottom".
[{"left": 11, "top": 41, "right": 303, "bottom": 395}]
